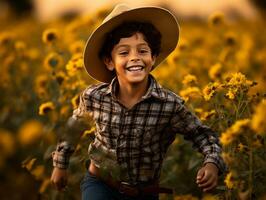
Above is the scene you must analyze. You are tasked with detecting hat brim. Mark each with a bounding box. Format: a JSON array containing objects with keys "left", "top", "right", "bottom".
[{"left": 83, "top": 6, "right": 180, "bottom": 83}]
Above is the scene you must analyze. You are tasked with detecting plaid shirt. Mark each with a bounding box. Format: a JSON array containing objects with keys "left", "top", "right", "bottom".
[{"left": 52, "top": 74, "right": 225, "bottom": 184}]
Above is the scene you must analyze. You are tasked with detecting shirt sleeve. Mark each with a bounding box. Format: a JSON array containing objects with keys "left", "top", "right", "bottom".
[
  {"left": 52, "top": 86, "right": 94, "bottom": 169},
  {"left": 170, "top": 98, "right": 226, "bottom": 175}
]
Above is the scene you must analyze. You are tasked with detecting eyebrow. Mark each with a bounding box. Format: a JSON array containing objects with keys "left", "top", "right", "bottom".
[{"left": 115, "top": 43, "right": 149, "bottom": 50}]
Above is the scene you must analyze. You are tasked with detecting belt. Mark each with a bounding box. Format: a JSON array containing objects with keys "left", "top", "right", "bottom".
[{"left": 88, "top": 162, "right": 173, "bottom": 197}]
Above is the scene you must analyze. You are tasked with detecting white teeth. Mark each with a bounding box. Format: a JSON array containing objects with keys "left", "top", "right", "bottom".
[{"left": 126, "top": 66, "right": 144, "bottom": 71}]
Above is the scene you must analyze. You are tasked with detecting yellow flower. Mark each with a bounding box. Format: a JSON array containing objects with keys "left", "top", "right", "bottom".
[
  {"left": 220, "top": 119, "right": 250, "bottom": 146},
  {"left": 66, "top": 53, "right": 84, "bottom": 76},
  {"left": 42, "top": 28, "right": 59, "bottom": 44},
  {"left": 44, "top": 52, "right": 63, "bottom": 69},
  {"left": 231, "top": 119, "right": 250, "bottom": 133},
  {"left": 224, "top": 72, "right": 254, "bottom": 96},
  {"left": 18, "top": 120, "right": 44, "bottom": 146},
  {"left": 71, "top": 95, "right": 80, "bottom": 109},
  {"left": 31, "top": 165, "right": 45, "bottom": 180},
  {"left": 54, "top": 71, "right": 67, "bottom": 85},
  {"left": 174, "top": 194, "right": 199, "bottom": 200},
  {"left": 22, "top": 157, "right": 37, "bottom": 171},
  {"left": 0, "top": 31, "right": 15, "bottom": 46},
  {"left": 226, "top": 89, "right": 236, "bottom": 100},
  {"left": 35, "top": 75, "right": 48, "bottom": 89},
  {"left": 3, "top": 54, "right": 15, "bottom": 68},
  {"left": 60, "top": 105, "right": 70, "bottom": 118},
  {"left": 202, "top": 82, "right": 220, "bottom": 101},
  {"left": 202, "top": 86, "right": 214, "bottom": 101},
  {"left": 26, "top": 48, "right": 40, "bottom": 60},
  {"left": 39, "top": 178, "right": 50, "bottom": 193},
  {"left": 39, "top": 102, "right": 55, "bottom": 115},
  {"left": 178, "top": 38, "right": 189, "bottom": 51},
  {"left": 224, "top": 32, "right": 237, "bottom": 46},
  {"left": 69, "top": 40, "right": 85, "bottom": 54},
  {"left": 82, "top": 127, "right": 96, "bottom": 138},
  {"left": 202, "top": 194, "right": 220, "bottom": 200},
  {"left": 182, "top": 74, "right": 198, "bottom": 86},
  {"left": 221, "top": 152, "right": 234, "bottom": 165},
  {"left": 237, "top": 143, "right": 248, "bottom": 152},
  {"left": 252, "top": 136, "right": 264, "bottom": 148},
  {"left": 179, "top": 87, "right": 201, "bottom": 102},
  {"left": 166, "top": 49, "right": 180, "bottom": 66},
  {"left": 0, "top": 129, "right": 16, "bottom": 157},
  {"left": 226, "top": 72, "right": 246, "bottom": 86},
  {"left": 224, "top": 172, "right": 235, "bottom": 189},
  {"left": 220, "top": 132, "right": 234, "bottom": 146},
  {"left": 251, "top": 100, "right": 266, "bottom": 135},
  {"left": 14, "top": 40, "right": 26, "bottom": 51},
  {"left": 194, "top": 108, "right": 216, "bottom": 121},
  {"left": 208, "top": 11, "right": 225, "bottom": 26},
  {"left": 208, "top": 63, "right": 222, "bottom": 80},
  {"left": 223, "top": 72, "right": 256, "bottom": 99},
  {"left": 36, "top": 88, "right": 48, "bottom": 99}
]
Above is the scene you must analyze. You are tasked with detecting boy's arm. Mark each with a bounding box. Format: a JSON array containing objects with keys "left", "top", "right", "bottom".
[
  {"left": 170, "top": 99, "right": 226, "bottom": 175},
  {"left": 52, "top": 117, "right": 89, "bottom": 169},
  {"left": 52, "top": 88, "right": 93, "bottom": 169}
]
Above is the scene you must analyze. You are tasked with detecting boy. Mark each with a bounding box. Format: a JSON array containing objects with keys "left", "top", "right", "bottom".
[{"left": 50, "top": 4, "right": 226, "bottom": 200}]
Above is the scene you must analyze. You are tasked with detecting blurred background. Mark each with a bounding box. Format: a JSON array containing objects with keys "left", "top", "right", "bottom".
[
  {"left": 0, "top": 0, "right": 265, "bottom": 200},
  {"left": 0, "top": 0, "right": 264, "bottom": 21}
]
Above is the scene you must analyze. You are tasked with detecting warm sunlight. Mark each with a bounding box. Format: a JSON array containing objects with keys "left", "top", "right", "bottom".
[{"left": 33, "top": 0, "right": 258, "bottom": 21}]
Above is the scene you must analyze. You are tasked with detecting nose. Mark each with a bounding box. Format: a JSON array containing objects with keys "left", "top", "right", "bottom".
[{"left": 129, "top": 50, "right": 140, "bottom": 62}]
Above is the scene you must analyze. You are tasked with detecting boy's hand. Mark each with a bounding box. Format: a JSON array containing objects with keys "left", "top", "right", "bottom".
[
  {"left": 196, "top": 163, "right": 219, "bottom": 192},
  {"left": 50, "top": 167, "right": 68, "bottom": 191}
]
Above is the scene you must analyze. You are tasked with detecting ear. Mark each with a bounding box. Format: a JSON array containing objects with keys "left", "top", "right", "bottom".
[{"left": 103, "top": 57, "right": 115, "bottom": 71}]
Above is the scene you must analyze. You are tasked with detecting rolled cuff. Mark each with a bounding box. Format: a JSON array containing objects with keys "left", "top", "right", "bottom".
[
  {"left": 52, "top": 151, "right": 70, "bottom": 169},
  {"left": 203, "top": 154, "right": 227, "bottom": 175}
]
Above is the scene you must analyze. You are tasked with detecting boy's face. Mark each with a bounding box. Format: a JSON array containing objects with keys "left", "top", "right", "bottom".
[{"left": 104, "top": 32, "right": 156, "bottom": 86}]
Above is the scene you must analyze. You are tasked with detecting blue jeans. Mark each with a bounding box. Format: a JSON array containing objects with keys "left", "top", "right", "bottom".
[{"left": 80, "top": 171, "right": 159, "bottom": 200}]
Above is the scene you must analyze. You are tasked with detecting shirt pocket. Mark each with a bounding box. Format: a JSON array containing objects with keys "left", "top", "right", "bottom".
[
  {"left": 96, "top": 121, "right": 119, "bottom": 149},
  {"left": 130, "top": 127, "right": 155, "bottom": 157}
]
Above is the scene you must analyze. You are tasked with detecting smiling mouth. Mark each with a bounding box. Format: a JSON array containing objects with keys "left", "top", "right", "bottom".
[{"left": 126, "top": 65, "right": 144, "bottom": 72}]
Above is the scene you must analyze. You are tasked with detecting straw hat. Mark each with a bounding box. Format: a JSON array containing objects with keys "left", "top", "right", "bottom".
[{"left": 83, "top": 4, "right": 179, "bottom": 83}]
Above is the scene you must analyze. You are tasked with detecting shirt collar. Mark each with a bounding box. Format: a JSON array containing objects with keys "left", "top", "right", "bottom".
[{"left": 104, "top": 74, "right": 167, "bottom": 101}]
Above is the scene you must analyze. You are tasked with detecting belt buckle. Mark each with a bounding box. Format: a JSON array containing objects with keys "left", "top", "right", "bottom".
[
  {"left": 119, "top": 182, "right": 139, "bottom": 196},
  {"left": 119, "top": 182, "right": 131, "bottom": 194}
]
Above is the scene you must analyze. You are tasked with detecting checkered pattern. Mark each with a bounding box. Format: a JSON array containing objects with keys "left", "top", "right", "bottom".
[{"left": 53, "top": 75, "right": 225, "bottom": 183}]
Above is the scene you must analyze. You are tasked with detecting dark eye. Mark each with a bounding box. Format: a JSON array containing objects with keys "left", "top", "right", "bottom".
[
  {"left": 119, "top": 51, "right": 128, "bottom": 55},
  {"left": 139, "top": 49, "right": 149, "bottom": 54}
]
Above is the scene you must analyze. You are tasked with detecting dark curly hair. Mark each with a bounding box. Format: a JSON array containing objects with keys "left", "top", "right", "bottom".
[{"left": 99, "top": 21, "right": 162, "bottom": 60}]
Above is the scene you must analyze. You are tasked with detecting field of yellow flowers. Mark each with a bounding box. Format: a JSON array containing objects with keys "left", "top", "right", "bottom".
[{"left": 0, "top": 6, "right": 265, "bottom": 200}]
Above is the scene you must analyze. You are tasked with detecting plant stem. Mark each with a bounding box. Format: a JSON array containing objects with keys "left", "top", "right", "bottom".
[{"left": 249, "top": 144, "right": 253, "bottom": 199}]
